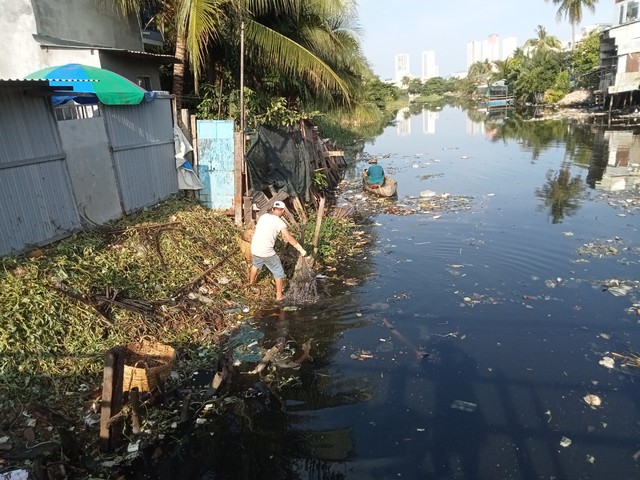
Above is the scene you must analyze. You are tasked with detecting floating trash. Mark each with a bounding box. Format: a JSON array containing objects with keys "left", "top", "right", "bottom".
[
  {"left": 586, "top": 454, "right": 595, "bottom": 464},
  {"left": 583, "top": 394, "right": 602, "bottom": 408},
  {"left": 599, "top": 357, "right": 615, "bottom": 369},
  {"left": 611, "top": 352, "right": 640, "bottom": 368},
  {"left": 351, "top": 350, "right": 374, "bottom": 361},
  {"left": 560, "top": 436, "right": 572, "bottom": 448},
  {"left": 450, "top": 400, "right": 477, "bottom": 412}
]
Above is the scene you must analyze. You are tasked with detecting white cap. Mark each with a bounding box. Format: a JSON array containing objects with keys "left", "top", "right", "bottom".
[{"left": 272, "top": 200, "right": 286, "bottom": 209}]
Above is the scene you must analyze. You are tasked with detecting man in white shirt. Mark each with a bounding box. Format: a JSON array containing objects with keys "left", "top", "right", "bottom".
[{"left": 249, "top": 200, "right": 307, "bottom": 301}]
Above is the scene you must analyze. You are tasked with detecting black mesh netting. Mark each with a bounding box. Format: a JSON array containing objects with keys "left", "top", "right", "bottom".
[{"left": 245, "top": 125, "right": 314, "bottom": 202}]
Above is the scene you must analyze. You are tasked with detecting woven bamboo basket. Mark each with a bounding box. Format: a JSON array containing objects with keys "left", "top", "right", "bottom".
[
  {"left": 238, "top": 229, "right": 254, "bottom": 263},
  {"left": 122, "top": 337, "right": 176, "bottom": 393}
]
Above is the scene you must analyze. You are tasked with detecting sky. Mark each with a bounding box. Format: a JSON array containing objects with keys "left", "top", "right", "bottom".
[{"left": 357, "top": 0, "right": 616, "bottom": 79}]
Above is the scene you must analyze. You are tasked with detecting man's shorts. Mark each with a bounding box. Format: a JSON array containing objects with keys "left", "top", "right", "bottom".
[{"left": 252, "top": 254, "right": 285, "bottom": 279}]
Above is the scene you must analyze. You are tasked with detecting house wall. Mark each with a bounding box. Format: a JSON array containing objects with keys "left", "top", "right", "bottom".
[
  {"left": 31, "top": 0, "right": 142, "bottom": 51},
  {"left": 0, "top": 0, "right": 150, "bottom": 80},
  {"left": 99, "top": 54, "right": 163, "bottom": 91},
  {"left": 0, "top": 0, "right": 43, "bottom": 78},
  {"left": 57, "top": 116, "right": 123, "bottom": 225},
  {"left": 605, "top": 20, "right": 640, "bottom": 93}
]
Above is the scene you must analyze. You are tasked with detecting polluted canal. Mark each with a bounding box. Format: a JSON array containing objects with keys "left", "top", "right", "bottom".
[{"left": 144, "top": 106, "right": 640, "bottom": 480}]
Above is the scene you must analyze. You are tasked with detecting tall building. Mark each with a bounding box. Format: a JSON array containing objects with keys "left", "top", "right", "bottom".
[
  {"left": 421, "top": 50, "right": 439, "bottom": 80},
  {"left": 394, "top": 53, "right": 411, "bottom": 85},
  {"left": 502, "top": 37, "right": 518, "bottom": 60},
  {"left": 466, "top": 40, "right": 483, "bottom": 69},
  {"left": 483, "top": 34, "right": 500, "bottom": 62}
]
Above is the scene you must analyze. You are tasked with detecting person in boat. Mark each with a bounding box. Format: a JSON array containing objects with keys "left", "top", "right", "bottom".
[
  {"left": 248, "top": 200, "right": 307, "bottom": 301},
  {"left": 363, "top": 158, "right": 385, "bottom": 186}
]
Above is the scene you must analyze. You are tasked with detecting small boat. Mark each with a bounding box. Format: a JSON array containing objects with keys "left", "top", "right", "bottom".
[{"left": 363, "top": 176, "right": 397, "bottom": 197}]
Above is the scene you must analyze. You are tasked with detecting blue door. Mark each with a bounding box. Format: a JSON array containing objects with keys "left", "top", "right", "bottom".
[{"left": 196, "top": 120, "right": 235, "bottom": 210}]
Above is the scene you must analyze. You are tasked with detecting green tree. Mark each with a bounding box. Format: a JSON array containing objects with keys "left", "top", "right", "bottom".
[
  {"left": 423, "top": 77, "right": 447, "bottom": 96},
  {"left": 571, "top": 30, "right": 601, "bottom": 88},
  {"left": 546, "top": 0, "right": 598, "bottom": 48},
  {"left": 111, "top": 0, "right": 359, "bottom": 110}
]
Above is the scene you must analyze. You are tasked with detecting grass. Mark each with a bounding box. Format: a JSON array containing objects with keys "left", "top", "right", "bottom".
[{"left": 0, "top": 195, "right": 363, "bottom": 426}]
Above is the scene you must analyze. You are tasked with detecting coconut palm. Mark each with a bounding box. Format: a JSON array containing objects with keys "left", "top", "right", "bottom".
[
  {"left": 546, "top": 0, "right": 598, "bottom": 48},
  {"left": 110, "top": 0, "right": 356, "bottom": 109},
  {"left": 524, "top": 25, "right": 563, "bottom": 56},
  {"left": 239, "top": 0, "right": 365, "bottom": 107}
]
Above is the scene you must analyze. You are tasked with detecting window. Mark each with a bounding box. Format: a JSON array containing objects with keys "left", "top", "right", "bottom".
[
  {"left": 137, "top": 76, "right": 151, "bottom": 91},
  {"left": 626, "top": 1, "right": 639, "bottom": 22},
  {"left": 54, "top": 103, "right": 101, "bottom": 121}
]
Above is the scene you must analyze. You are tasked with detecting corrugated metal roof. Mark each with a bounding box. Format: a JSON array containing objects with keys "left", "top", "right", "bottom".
[
  {"left": 0, "top": 79, "right": 67, "bottom": 96},
  {"left": 0, "top": 79, "right": 51, "bottom": 86}
]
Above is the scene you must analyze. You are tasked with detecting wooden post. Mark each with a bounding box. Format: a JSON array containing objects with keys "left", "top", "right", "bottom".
[
  {"left": 234, "top": 131, "right": 244, "bottom": 225},
  {"left": 312, "top": 196, "right": 326, "bottom": 255},
  {"left": 190, "top": 114, "right": 198, "bottom": 173},
  {"left": 292, "top": 196, "right": 308, "bottom": 224},
  {"left": 180, "top": 391, "right": 191, "bottom": 424},
  {"left": 100, "top": 347, "right": 125, "bottom": 452},
  {"left": 243, "top": 196, "right": 253, "bottom": 226},
  {"left": 130, "top": 387, "right": 141, "bottom": 435}
]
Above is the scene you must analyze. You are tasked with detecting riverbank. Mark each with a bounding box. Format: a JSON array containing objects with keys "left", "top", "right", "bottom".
[{"left": 0, "top": 195, "right": 366, "bottom": 479}]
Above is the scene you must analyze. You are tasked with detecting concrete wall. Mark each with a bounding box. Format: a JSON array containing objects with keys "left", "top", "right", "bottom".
[
  {"left": 0, "top": 0, "right": 42, "bottom": 78},
  {"left": 0, "top": 0, "right": 146, "bottom": 79},
  {"left": 31, "top": 0, "right": 143, "bottom": 50},
  {"left": 58, "top": 116, "right": 123, "bottom": 225}
]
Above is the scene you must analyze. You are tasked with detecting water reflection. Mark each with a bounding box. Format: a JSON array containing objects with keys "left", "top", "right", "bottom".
[
  {"left": 596, "top": 130, "right": 640, "bottom": 191},
  {"left": 534, "top": 168, "right": 587, "bottom": 224},
  {"left": 144, "top": 105, "right": 640, "bottom": 480}
]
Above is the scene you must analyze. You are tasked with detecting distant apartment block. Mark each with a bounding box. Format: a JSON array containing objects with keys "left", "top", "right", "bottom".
[
  {"left": 502, "top": 37, "right": 518, "bottom": 60},
  {"left": 467, "top": 35, "right": 519, "bottom": 72},
  {"left": 421, "top": 50, "right": 439, "bottom": 80},
  {"left": 466, "top": 40, "right": 483, "bottom": 69},
  {"left": 394, "top": 53, "right": 411, "bottom": 85},
  {"left": 483, "top": 34, "right": 501, "bottom": 62}
]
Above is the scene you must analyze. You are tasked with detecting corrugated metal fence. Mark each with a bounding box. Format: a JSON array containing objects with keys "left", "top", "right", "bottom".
[
  {"left": 103, "top": 98, "right": 177, "bottom": 214},
  {"left": 0, "top": 89, "right": 81, "bottom": 256},
  {"left": 0, "top": 90, "right": 178, "bottom": 257}
]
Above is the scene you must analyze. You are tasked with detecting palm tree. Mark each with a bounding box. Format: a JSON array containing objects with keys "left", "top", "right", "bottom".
[
  {"left": 467, "top": 60, "right": 493, "bottom": 86},
  {"left": 546, "top": 0, "right": 598, "bottom": 49},
  {"left": 240, "top": 0, "right": 364, "bottom": 107},
  {"left": 524, "top": 25, "right": 563, "bottom": 56},
  {"left": 110, "top": 0, "right": 356, "bottom": 110}
]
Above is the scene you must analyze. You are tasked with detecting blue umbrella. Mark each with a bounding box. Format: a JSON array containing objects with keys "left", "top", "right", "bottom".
[{"left": 25, "top": 63, "right": 153, "bottom": 106}]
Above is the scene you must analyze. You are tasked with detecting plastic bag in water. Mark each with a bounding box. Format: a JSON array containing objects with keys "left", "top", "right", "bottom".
[{"left": 450, "top": 400, "right": 477, "bottom": 412}]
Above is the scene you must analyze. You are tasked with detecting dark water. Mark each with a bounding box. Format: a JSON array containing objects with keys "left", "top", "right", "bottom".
[{"left": 160, "top": 107, "right": 640, "bottom": 480}]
